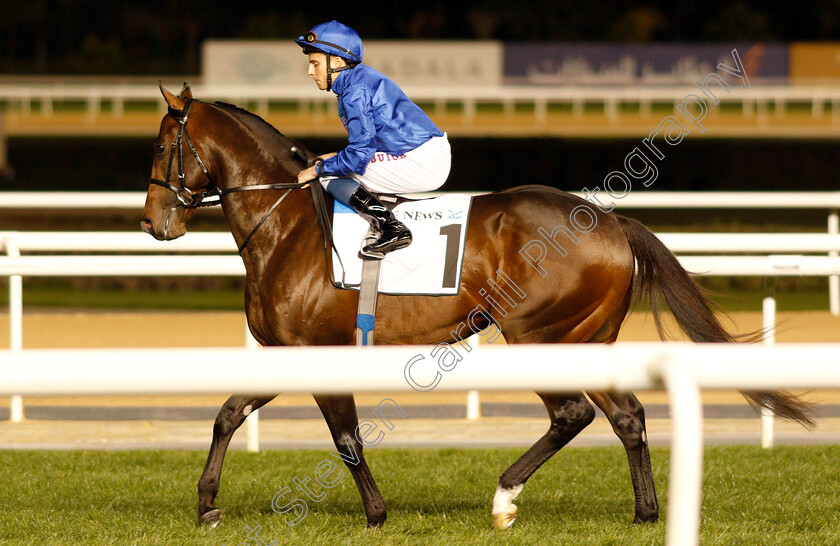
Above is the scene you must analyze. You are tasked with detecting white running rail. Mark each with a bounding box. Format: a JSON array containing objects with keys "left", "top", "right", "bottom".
[{"left": 2, "top": 190, "right": 837, "bottom": 314}]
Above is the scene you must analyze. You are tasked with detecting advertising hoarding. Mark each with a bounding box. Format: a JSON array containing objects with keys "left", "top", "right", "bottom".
[
  {"left": 790, "top": 43, "right": 840, "bottom": 83},
  {"left": 504, "top": 43, "right": 787, "bottom": 85},
  {"left": 203, "top": 41, "right": 502, "bottom": 87}
]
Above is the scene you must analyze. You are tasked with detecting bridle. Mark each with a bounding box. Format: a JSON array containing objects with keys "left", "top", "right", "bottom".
[
  {"left": 148, "top": 98, "right": 310, "bottom": 253},
  {"left": 149, "top": 99, "right": 218, "bottom": 209}
]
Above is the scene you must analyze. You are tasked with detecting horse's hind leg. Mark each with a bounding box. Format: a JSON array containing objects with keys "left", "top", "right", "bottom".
[
  {"left": 198, "top": 394, "right": 276, "bottom": 527},
  {"left": 587, "top": 391, "right": 659, "bottom": 523},
  {"left": 492, "top": 393, "right": 595, "bottom": 529},
  {"left": 313, "top": 394, "right": 386, "bottom": 527},
  {"left": 583, "top": 295, "right": 658, "bottom": 523}
]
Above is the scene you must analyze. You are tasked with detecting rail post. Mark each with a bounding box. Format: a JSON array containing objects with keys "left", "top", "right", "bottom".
[
  {"left": 651, "top": 354, "right": 703, "bottom": 546},
  {"left": 2, "top": 233, "right": 24, "bottom": 422},
  {"left": 466, "top": 335, "right": 481, "bottom": 420},
  {"left": 761, "top": 278, "right": 777, "bottom": 448},
  {"left": 245, "top": 321, "right": 260, "bottom": 452}
]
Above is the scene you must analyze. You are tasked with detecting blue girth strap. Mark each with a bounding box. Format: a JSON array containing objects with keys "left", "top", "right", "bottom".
[{"left": 356, "top": 313, "right": 376, "bottom": 346}]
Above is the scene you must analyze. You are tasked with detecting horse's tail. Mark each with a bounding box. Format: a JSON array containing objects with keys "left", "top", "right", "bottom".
[{"left": 616, "top": 214, "right": 815, "bottom": 428}]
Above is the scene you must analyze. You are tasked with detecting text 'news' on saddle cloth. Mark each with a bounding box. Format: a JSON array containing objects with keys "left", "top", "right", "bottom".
[{"left": 331, "top": 194, "right": 473, "bottom": 295}]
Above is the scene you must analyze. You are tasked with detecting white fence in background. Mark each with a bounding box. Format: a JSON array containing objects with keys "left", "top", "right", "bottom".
[
  {"left": 2, "top": 230, "right": 840, "bottom": 329},
  {"left": 1, "top": 190, "right": 837, "bottom": 312},
  {"left": 1, "top": 188, "right": 838, "bottom": 312},
  {"left": 0, "top": 342, "right": 837, "bottom": 546},
  {"left": 4, "top": 248, "right": 836, "bottom": 355},
  {"left": 4, "top": 83, "right": 840, "bottom": 123}
]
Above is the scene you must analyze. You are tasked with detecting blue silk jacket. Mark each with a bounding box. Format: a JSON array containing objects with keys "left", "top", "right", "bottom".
[{"left": 317, "top": 64, "right": 443, "bottom": 177}]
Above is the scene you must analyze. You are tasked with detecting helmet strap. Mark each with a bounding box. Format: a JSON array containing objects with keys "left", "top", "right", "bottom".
[
  {"left": 324, "top": 54, "right": 357, "bottom": 92},
  {"left": 325, "top": 53, "right": 333, "bottom": 92}
]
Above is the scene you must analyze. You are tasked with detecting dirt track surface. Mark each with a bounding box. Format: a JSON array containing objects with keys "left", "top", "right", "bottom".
[
  {"left": 3, "top": 309, "right": 837, "bottom": 346},
  {"left": 1, "top": 417, "right": 838, "bottom": 450}
]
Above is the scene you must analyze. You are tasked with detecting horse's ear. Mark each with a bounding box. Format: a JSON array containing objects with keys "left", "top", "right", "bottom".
[
  {"left": 159, "top": 81, "right": 186, "bottom": 112},
  {"left": 179, "top": 82, "right": 193, "bottom": 100}
]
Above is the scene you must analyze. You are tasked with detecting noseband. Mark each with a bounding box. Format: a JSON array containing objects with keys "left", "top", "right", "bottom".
[{"left": 148, "top": 98, "right": 311, "bottom": 252}]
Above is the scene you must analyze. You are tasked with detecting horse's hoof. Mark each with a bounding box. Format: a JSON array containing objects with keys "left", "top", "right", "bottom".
[
  {"left": 633, "top": 512, "right": 659, "bottom": 524},
  {"left": 199, "top": 508, "right": 223, "bottom": 528},
  {"left": 492, "top": 507, "right": 517, "bottom": 530},
  {"left": 366, "top": 511, "right": 387, "bottom": 528}
]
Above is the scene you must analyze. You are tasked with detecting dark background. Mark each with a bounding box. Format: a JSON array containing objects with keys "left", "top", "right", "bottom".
[
  {"left": 3, "top": 136, "right": 833, "bottom": 236},
  {"left": 2, "top": 2, "right": 839, "bottom": 195},
  {"left": 2, "top": 1, "right": 840, "bottom": 74},
  {"left": 5, "top": 137, "right": 838, "bottom": 193}
]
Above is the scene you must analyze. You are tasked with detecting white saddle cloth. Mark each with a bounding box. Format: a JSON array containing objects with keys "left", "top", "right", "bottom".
[{"left": 331, "top": 194, "right": 472, "bottom": 295}]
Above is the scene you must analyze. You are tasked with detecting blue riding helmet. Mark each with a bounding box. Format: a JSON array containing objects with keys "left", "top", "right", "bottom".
[
  {"left": 296, "top": 21, "right": 363, "bottom": 91},
  {"left": 296, "top": 20, "right": 363, "bottom": 64}
]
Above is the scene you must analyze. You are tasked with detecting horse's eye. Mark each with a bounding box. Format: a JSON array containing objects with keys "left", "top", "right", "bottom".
[{"left": 155, "top": 144, "right": 166, "bottom": 154}]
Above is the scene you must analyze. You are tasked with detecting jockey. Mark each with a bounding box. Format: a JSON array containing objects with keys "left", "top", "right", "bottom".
[{"left": 295, "top": 20, "right": 451, "bottom": 257}]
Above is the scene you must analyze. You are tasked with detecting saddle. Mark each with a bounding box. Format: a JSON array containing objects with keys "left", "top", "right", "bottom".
[{"left": 310, "top": 184, "right": 472, "bottom": 344}]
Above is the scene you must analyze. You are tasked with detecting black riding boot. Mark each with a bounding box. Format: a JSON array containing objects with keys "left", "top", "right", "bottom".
[{"left": 347, "top": 186, "right": 412, "bottom": 257}]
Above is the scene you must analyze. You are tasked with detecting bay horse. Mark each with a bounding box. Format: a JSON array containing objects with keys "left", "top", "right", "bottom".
[{"left": 141, "top": 84, "right": 812, "bottom": 530}]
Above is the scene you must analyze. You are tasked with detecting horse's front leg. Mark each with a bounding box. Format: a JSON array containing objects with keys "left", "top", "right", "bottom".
[
  {"left": 313, "top": 394, "right": 387, "bottom": 527},
  {"left": 198, "top": 394, "right": 276, "bottom": 527}
]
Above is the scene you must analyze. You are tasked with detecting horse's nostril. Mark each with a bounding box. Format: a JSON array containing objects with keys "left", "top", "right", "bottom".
[{"left": 140, "top": 219, "right": 153, "bottom": 232}]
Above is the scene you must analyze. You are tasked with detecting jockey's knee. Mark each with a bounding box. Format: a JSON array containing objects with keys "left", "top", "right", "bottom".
[{"left": 322, "top": 177, "right": 360, "bottom": 205}]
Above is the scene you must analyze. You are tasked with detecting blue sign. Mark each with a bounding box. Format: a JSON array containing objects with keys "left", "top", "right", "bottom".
[{"left": 504, "top": 43, "right": 788, "bottom": 85}]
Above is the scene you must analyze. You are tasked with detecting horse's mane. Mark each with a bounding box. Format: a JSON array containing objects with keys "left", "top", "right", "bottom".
[{"left": 210, "top": 101, "right": 315, "bottom": 165}]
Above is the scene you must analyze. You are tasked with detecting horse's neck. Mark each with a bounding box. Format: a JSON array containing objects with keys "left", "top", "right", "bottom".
[{"left": 204, "top": 104, "right": 326, "bottom": 281}]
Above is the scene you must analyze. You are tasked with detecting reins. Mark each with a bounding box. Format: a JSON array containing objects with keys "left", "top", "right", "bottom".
[{"left": 235, "top": 189, "right": 292, "bottom": 254}]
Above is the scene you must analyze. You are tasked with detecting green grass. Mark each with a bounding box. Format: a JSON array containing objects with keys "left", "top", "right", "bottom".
[
  {"left": 0, "top": 446, "right": 837, "bottom": 545},
  {"left": 0, "top": 288, "right": 245, "bottom": 311},
  {"left": 0, "top": 285, "right": 832, "bottom": 313},
  {"left": 699, "top": 285, "right": 832, "bottom": 313}
]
